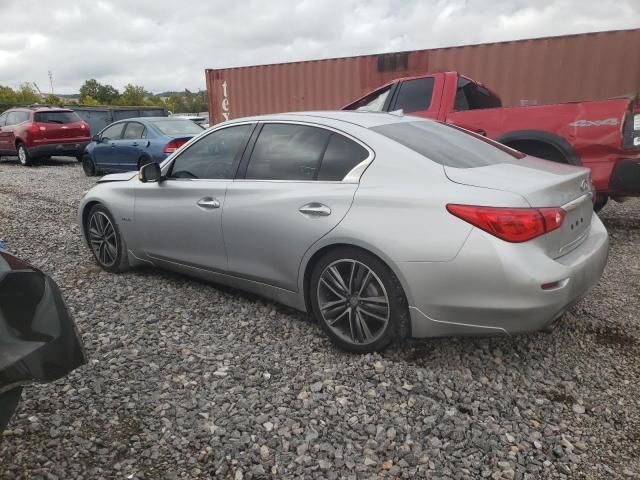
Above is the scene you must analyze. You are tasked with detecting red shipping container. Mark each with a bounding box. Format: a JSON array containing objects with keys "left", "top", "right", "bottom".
[{"left": 206, "top": 28, "right": 640, "bottom": 125}]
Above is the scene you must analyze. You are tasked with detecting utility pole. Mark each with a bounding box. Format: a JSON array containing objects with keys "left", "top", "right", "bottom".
[{"left": 48, "top": 70, "right": 54, "bottom": 95}]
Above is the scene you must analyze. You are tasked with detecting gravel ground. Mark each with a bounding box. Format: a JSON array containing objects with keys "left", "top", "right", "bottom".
[{"left": 0, "top": 156, "right": 638, "bottom": 480}]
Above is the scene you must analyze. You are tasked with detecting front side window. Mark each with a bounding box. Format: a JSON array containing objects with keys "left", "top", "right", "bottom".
[
  {"left": 101, "top": 123, "right": 124, "bottom": 141},
  {"left": 123, "top": 122, "right": 145, "bottom": 139},
  {"left": 169, "top": 124, "right": 252, "bottom": 180},
  {"left": 6, "top": 112, "right": 26, "bottom": 126},
  {"left": 454, "top": 78, "right": 501, "bottom": 111},
  {"left": 345, "top": 86, "right": 391, "bottom": 112},
  {"left": 34, "top": 111, "right": 81, "bottom": 124},
  {"left": 393, "top": 77, "right": 434, "bottom": 113},
  {"left": 245, "top": 124, "right": 332, "bottom": 181},
  {"left": 0, "top": 113, "right": 7, "bottom": 126}
]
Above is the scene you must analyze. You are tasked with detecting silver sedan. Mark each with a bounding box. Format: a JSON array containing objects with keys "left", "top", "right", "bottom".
[{"left": 78, "top": 111, "right": 609, "bottom": 353}]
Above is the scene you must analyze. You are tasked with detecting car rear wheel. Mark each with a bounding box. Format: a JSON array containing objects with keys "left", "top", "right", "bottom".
[
  {"left": 82, "top": 155, "right": 97, "bottom": 177},
  {"left": 0, "top": 387, "right": 22, "bottom": 433},
  {"left": 16, "top": 142, "right": 32, "bottom": 166},
  {"left": 86, "top": 204, "right": 129, "bottom": 273},
  {"left": 310, "top": 247, "right": 409, "bottom": 353}
]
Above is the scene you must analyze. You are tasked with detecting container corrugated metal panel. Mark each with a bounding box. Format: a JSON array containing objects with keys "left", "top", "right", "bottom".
[{"left": 206, "top": 29, "right": 640, "bottom": 124}]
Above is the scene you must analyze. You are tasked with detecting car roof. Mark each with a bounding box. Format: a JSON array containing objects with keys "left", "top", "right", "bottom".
[
  {"left": 2, "top": 106, "right": 75, "bottom": 114},
  {"left": 225, "top": 110, "right": 426, "bottom": 129},
  {"left": 111, "top": 116, "right": 190, "bottom": 123}
]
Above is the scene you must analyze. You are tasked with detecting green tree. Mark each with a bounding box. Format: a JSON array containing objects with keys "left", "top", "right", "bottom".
[
  {"left": 14, "top": 83, "right": 41, "bottom": 104},
  {"left": 42, "top": 94, "right": 64, "bottom": 105},
  {"left": 97, "top": 84, "right": 119, "bottom": 104},
  {"left": 79, "top": 79, "right": 101, "bottom": 100},
  {"left": 81, "top": 95, "right": 99, "bottom": 106},
  {"left": 116, "top": 84, "right": 146, "bottom": 106},
  {"left": 0, "top": 85, "right": 16, "bottom": 104}
]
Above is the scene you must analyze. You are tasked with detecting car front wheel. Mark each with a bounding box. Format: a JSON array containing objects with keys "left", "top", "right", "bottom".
[
  {"left": 16, "top": 142, "right": 32, "bottom": 166},
  {"left": 86, "top": 204, "right": 129, "bottom": 273},
  {"left": 310, "top": 247, "right": 409, "bottom": 353}
]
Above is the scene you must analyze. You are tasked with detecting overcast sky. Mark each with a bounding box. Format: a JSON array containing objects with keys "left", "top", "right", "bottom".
[{"left": 0, "top": 0, "right": 638, "bottom": 94}]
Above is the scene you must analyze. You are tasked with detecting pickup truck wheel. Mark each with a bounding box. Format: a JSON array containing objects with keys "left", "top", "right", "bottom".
[
  {"left": 16, "top": 142, "right": 32, "bottom": 166},
  {"left": 505, "top": 140, "right": 568, "bottom": 164},
  {"left": 593, "top": 195, "right": 608, "bottom": 212}
]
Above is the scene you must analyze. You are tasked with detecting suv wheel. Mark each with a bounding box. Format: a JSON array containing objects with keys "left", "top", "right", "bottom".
[
  {"left": 16, "top": 142, "right": 32, "bottom": 166},
  {"left": 310, "top": 247, "right": 409, "bottom": 353},
  {"left": 86, "top": 204, "right": 129, "bottom": 273}
]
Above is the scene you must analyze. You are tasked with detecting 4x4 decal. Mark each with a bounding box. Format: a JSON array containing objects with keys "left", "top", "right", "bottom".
[{"left": 569, "top": 118, "right": 618, "bottom": 127}]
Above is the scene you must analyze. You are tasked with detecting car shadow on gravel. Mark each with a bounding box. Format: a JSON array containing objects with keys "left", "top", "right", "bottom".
[{"left": 0, "top": 155, "right": 78, "bottom": 167}]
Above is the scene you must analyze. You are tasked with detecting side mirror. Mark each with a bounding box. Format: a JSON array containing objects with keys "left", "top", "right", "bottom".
[
  {"left": 92, "top": 134, "right": 100, "bottom": 142},
  {"left": 139, "top": 162, "right": 162, "bottom": 183}
]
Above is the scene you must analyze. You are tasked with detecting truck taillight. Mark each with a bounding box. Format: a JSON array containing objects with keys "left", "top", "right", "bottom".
[
  {"left": 446, "top": 204, "right": 565, "bottom": 243},
  {"left": 622, "top": 99, "right": 640, "bottom": 150}
]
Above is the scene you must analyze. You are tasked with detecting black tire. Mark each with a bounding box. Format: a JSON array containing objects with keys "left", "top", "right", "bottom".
[
  {"left": 85, "top": 204, "right": 129, "bottom": 273},
  {"left": 82, "top": 154, "right": 97, "bottom": 177},
  {"left": 137, "top": 155, "right": 152, "bottom": 171},
  {"left": 16, "top": 142, "right": 32, "bottom": 166},
  {"left": 0, "top": 387, "right": 23, "bottom": 433},
  {"left": 309, "top": 247, "right": 409, "bottom": 353},
  {"left": 594, "top": 194, "right": 608, "bottom": 213},
  {"left": 76, "top": 155, "right": 83, "bottom": 162}
]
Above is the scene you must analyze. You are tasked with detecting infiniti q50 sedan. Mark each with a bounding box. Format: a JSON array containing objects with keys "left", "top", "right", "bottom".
[{"left": 77, "top": 111, "right": 609, "bottom": 353}]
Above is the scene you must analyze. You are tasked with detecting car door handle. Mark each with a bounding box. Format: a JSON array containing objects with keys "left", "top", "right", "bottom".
[
  {"left": 299, "top": 202, "right": 331, "bottom": 216},
  {"left": 132, "top": 142, "right": 139, "bottom": 147},
  {"left": 197, "top": 197, "right": 221, "bottom": 209}
]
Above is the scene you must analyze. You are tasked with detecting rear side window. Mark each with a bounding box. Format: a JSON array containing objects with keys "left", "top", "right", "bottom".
[
  {"left": 393, "top": 77, "right": 434, "bottom": 113},
  {"left": 6, "top": 111, "right": 29, "bottom": 125},
  {"left": 317, "top": 134, "right": 369, "bottom": 181},
  {"left": 101, "top": 123, "right": 124, "bottom": 141},
  {"left": 123, "top": 122, "right": 145, "bottom": 139},
  {"left": 0, "top": 113, "right": 6, "bottom": 126},
  {"left": 34, "top": 111, "right": 80, "bottom": 124},
  {"left": 372, "top": 121, "right": 523, "bottom": 168},
  {"left": 169, "top": 124, "right": 251, "bottom": 180},
  {"left": 454, "top": 78, "right": 501, "bottom": 111},
  {"left": 246, "top": 124, "right": 332, "bottom": 181},
  {"left": 151, "top": 119, "right": 203, "bottom": 136}
]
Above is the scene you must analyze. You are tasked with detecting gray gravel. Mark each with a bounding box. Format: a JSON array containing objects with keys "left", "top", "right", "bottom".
[{"left": 0, "top": 156, "right": 639, "bottom": 479}]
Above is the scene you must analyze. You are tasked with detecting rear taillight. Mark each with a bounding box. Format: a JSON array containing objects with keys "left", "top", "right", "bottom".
[
  {"left": 163, "top": 139, "right": 188, "bottom": 154},
  {"left": 446, "top": 204, "right": 566, "bottom": 243}
]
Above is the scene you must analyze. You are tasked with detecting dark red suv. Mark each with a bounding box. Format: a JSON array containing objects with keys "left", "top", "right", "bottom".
[{"left": 0, "top": 107, "right": 91, "bottom": 166}]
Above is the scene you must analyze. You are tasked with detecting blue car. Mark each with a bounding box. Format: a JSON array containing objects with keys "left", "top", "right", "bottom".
[{"left": 81, "top": 117, "right": 204, "bottom": 176}]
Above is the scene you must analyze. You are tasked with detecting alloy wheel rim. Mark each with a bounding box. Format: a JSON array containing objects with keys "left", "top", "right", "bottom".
[
  {"left": 317, "top": 259, "right": 390, "bottom": 345},
  {"left": 88, "top": 212, "right": 118, "bottom": 267},
  {"left": 18, "top": 147, "right": 26, "bottom": 165}
]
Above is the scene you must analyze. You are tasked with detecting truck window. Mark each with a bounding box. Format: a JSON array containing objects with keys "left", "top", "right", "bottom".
[
  {"left": 393, "top": 77, "right": 434, "bottom": 113},
  {"left": 454, "top": 78, "right": 501, "bottom": 111},
  {"left": 345, "top": 86, "right": 391, "bottom": 112}
]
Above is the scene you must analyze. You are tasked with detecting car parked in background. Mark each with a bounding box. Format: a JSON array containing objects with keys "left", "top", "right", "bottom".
[
  {"left": 78, "top": 111, "right": 608, "bottom": 353},
  {"left": 81, "top": 117, "right": 204, "bottom": 176},
  {"left": 0, "top": 248, "right": 86, "bottom": 432},
  {"left": 0, "top": 106, "right": 91, "bottom": 166}
]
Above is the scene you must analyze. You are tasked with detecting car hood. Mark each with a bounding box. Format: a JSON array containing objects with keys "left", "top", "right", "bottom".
[
  {"left": 97, "top": 171, "right": 138, "bottom": 183},
  {"left": 0, "top": 251, "right": 86, "bottom": 394}
]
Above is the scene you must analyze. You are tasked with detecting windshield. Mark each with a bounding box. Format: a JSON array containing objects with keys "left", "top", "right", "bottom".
[
  {"left": 151, "top": 119, "right": 204, "bottom": 136},
  {"left": 372, "top": 120, "right": 524, "bottom": 168},
  {"left": 34, "top": 111, "right": 81, "bottom": 124}
]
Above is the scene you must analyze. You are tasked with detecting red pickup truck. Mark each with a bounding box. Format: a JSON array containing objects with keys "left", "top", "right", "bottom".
[{"left": 344, "top": 71, "right": 640, "bottom": 211}]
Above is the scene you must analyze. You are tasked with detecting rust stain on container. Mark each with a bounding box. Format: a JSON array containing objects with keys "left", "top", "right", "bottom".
[{"left": 206, "top": 29, "right": 640, "bottom": 124}]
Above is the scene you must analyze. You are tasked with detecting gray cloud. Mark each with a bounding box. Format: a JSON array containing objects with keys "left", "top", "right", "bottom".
[{"left": 0, "top": 0, "right": 637, "bottom": 93}]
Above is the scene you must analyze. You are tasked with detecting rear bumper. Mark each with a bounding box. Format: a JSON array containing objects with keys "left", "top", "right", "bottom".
[
  {"left": 401, "top": 215, "right": 609, "bottom": 338},
  {"left": 608, "top": 157, "right": 640, "bottom": 195},
  {"left": 29, "top": 141, "right": 90, "bottom": 158}
]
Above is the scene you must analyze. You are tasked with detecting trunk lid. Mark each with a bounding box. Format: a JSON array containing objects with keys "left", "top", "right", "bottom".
[
  {"left": 444, "top": 156, "right": 594, "bottom": 258},
  {"left": 34, "top": 110, "right": 88, "bottom": 141}
]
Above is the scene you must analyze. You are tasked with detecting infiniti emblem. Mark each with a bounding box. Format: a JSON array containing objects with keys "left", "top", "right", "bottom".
[{"left": 580, "top": 179, "right": 589, "bottom": 191}]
